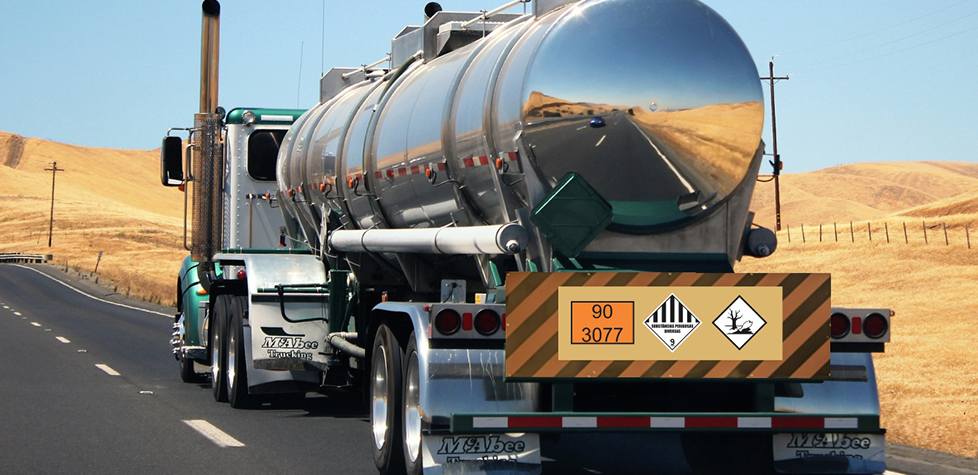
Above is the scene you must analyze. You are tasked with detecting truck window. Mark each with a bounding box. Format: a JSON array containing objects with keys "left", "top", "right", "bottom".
[{"left": 248, "top": 130, "right": 286, "bottom": 181}]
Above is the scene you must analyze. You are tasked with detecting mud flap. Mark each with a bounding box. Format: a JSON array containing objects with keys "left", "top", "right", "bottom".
[
  {"left": 773, "top": 433, "right": 885, "bottom": 474},
  {"left": 423, "top": 433, "right": 541, "bottom": 475}
]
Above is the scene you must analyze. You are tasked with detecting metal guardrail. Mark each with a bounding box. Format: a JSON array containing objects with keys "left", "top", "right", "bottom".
[{"left": 0, "top": 253, "right": 49, "bottom": 264}]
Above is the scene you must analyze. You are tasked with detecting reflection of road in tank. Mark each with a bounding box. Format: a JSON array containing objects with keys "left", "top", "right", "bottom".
[{"left": 522, "top": 111, "right": 716, "bottom": 208}]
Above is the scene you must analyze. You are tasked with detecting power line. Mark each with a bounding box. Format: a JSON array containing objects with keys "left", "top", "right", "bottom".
[
  {"left": 782, "top": 0, "right": 972, "bottom": 56},
  {"left": 793, "top": 8, "right": 978, "bottom": 73},
  {"left": 800, "top": 23, "right": 978, "bottom": 74}
]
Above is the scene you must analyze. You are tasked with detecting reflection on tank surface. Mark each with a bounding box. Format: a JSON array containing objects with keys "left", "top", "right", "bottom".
[{"left": 520, "top": 0, "right": 763, "bottom": 230}]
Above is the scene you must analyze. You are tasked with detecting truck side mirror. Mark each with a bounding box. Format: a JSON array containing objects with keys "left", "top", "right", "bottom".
[{"left": 161, "top": 136, "right": 184, "bottom": 186}]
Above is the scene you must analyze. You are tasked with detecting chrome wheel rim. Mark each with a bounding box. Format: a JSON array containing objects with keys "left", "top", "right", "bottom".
[
  {"left": 404, "top": 349, "right": 421, "bottom": 464},
  {"left": 227, "top": 319, "right": 237, "bottom": 392},
  {"left": 371, "top": 344, "right": 389, "bottom": 450},
  {"left": 210, "top": 324, "right": 220, "bottom": 382}
]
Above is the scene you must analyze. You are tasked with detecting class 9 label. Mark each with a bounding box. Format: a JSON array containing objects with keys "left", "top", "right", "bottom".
[{"left": 570, "top": 301, "right": 634, "bottom": 344}]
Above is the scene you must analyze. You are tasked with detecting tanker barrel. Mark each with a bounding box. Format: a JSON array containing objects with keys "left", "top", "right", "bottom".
[{"left": 329, "top": 224, "right": 528, "bottom": 255}]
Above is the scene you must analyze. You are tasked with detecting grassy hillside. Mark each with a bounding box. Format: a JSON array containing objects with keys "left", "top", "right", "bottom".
[{"left": 0, "top": 131, "right": 185, "bottom": 304}]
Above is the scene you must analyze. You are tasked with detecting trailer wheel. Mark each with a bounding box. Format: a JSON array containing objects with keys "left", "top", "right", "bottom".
[
  {"left": 402, "top": 335, "right": 422, "bottom": 475},
  {"left": 227, "top": 295, "right": 255, "bottom": 409},
  {"left": 371, "top": 324, "right": 405, "bottom": 475},
  {"left": 210, "top": 295, "right": 229, "bottom": 403}
]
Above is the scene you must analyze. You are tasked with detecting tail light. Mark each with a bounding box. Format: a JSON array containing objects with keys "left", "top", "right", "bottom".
[
  {"left": 830, "top": 313, "right": 850, "bottom": 339},
  {"left": 863, "top": 313, "right": 888, "bottom": 339},
  {"left": 434, "top": 309, "right": 461, "bottom": 335},
  {"left": 474, "top": 309, "right": 501, "bottom": 336}
]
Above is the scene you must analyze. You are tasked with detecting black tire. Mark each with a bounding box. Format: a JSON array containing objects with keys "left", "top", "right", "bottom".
[
  {"left": 371, "top": 324, "right": 405, "bottom": 475},
  {"left": 179, "top": 352, "right": 202, "bottom": 383},
  {"left": 210, "top": 295, "right": 229, "bottom": 403},
  {"left": 402, "top": 336, "right": 423, "bottom": 475},
  {"left": 227, "top": 295, "right": 256, "bottom": 409}
]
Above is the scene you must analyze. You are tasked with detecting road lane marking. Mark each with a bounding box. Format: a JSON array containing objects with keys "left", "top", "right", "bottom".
[
  {"left": 55, "top": 336, "right": 70, "bottom": 344},
  {"left": 183, "top": 420, "right": 245, "bottom": 448},
  {"left": 629, "top": 121, "right": 695, "bottom": 193},
  {"left": 595, "top": 135, "right": 606, "bottom": 147},
  {"left": 885, "top": 471, "right": 909, "bottom": 475},
  {"left": 31, "top": 322, "right": 41, "bottom": 327},
  {"left": 14, "top": 311, "right": 21, "bottom": 315},
  {"left": 12, "top": 265, "right": 171, "bottom": 318},
  {"left": 95, "top": 364, "right": 120, "bottom": 376}
]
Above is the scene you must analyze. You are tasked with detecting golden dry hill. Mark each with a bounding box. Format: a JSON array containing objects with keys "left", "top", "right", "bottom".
[
  {"left": 1, "top": 131, "right": 977, "bottom": 457},
  {"left": 0, "top": 131, "right": 185, "bottom": 304}
]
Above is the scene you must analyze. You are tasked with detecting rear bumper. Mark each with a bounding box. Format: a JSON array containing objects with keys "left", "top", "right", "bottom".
[{"left": 449, "top": 413, "right": 881, "bottom": 434}]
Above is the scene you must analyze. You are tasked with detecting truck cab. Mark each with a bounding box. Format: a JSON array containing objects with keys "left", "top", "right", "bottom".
[{"left": 166, "top": 108, "right": 305, "bottom": 383}]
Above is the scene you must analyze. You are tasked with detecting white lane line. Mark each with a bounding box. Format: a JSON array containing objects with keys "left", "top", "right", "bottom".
[
  {"left": 629, "top": 121, "right": 695, "bottom": 193},
  {"left": 55, "top": 336, "right": 70, "bottom": 344},
  {"left": 14, "top": 311, "right": 21, "bottom": 316},
  {"left": 2, "top": 305, "right": 8, "bottom": 309},
  {"left": 183, "top": 420, "right": 245, "bottom": 448},
  {"left": 95, "top": 364, "right": 120, "bottom": 376},
  {"left": 30, "top": 322, "right": 42, "bottom": 327},
  {"left": 12, "top": 265, "right": 171, "bottom": 318},
  {"left": 884, "top": 471, "right": 909, "bottom": 475},
  {"left": 595, "top": 135, "right": 606, "bottom": 147}
]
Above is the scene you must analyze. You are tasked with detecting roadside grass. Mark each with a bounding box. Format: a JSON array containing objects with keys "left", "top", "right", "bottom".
[{"left": 738, "top": 238, "right": 978, "bottom": 458}]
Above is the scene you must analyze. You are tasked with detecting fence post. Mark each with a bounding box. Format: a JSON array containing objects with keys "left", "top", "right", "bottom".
[
  {"left": 868, "top": 222, "right": 872, "bottom": 241},
  {"left": 787, "top": 224, "right": 791, "bottom": 243},
  {"left": 850, "top": 221, "right": 854, "bottom": 242},
  {"left": 903, "top": 222, "right": 908, "bottom": 244},
  {"left": 834, "top": 223, "right": 838, "bottom": 242},
  {"left": 967, "top": 225, "right": 971, "bottom": 249},
  {"left": 802, "top": 224, "right": 806, "bottom": 243},
  {"left": 944, "top": 222, "right": 948, "bottom": 246},
  {"left": 923, "top": 221, "right": 928, "bottom": 244},
  {"left": 885, "top": 222, "right": 890, "bottom": 243},
  {"left": 819, "top": 224, "right": 823, "bottom": 242}
]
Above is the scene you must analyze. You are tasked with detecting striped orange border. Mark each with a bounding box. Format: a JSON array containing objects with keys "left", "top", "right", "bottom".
[{"left": 505, "top": 272, "right": 830, "bottom": 380}]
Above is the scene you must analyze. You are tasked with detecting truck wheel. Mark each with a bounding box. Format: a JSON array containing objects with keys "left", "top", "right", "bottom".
[
  {"left": 371, "top": 324, "right": 405, "bottom": 475},
  {"left": 227, "top": 295, "right": 255, "bottom": 409},
  {"left": 402, "top": 336, "right": 422, "bottom": 475},
  {"left": 210, "top": 295, "right": 229, "bottom": 403},
  {"left": 179, "top": 353, "right": 201, "bottom": 383}
]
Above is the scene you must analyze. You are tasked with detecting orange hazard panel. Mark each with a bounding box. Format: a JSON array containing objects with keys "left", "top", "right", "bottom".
[{"left": 504, "top": 272, "right": 831, "bottom": 381}]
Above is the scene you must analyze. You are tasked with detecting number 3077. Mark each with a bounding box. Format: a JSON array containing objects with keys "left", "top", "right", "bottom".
[{"left": 571, "top": 301, "right": 634, "bottom": 344}]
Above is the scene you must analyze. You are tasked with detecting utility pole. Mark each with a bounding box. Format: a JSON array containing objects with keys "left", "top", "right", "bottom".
[
  {"left": 760, "top": 60, "right": 788, "bottom": 231},
  {"left": 44, "top": 161, "right": 65, "bottom": 247}
]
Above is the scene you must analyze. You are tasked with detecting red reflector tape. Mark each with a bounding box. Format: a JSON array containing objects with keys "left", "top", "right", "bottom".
[
  {"left": 462, "top": 312, "right": 473, "bottom": 331},
  {"left": 437, "top": 162, "right": 447, "bottom": 171},
  {"left": 852, "top": 316, "right": 862, "bottom": 334},
  {"left": 463, "top": 157, "right": 474, "bottom": 168},
  {"left": 398, "top": 167, "right": 407, "bottom": 176},
  {"left": 411, "top": 165, "right": 420, "bottom": 175},
  {"left": 375, "top": 171, "right": 383, "bottom": 179},
  {"left": 467, "top": 416, "right": 860, "bottom": 430},
  {"left": 478, "top": 155, "right": 489, "bottom": 166}
]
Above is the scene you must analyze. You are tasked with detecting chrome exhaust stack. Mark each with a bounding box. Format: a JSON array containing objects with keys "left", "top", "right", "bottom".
[{"left": 191, "top": 0, "right": 223, "bottom": 273}]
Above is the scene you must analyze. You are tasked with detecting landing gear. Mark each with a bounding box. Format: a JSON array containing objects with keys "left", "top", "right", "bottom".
[{"left": 371, "top": 324, "right": 405, "bottom": 475}]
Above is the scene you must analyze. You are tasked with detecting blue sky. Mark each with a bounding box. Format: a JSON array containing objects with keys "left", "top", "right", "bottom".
[{"left": 1, "top": 0, "right": 976, "bottom": 173}]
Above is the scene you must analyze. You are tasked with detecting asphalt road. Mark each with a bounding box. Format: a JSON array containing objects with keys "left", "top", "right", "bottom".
[
  {"left": 0, "top": 263, "right": 975, "bottom": 475},
  {"left": 0, "top": 264, "right": 374, "bottom": 475}
]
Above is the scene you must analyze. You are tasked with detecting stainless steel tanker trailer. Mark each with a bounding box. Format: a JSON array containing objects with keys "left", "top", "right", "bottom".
[{"left": 162, "top": 0, "right": 893, "bottom": 473}]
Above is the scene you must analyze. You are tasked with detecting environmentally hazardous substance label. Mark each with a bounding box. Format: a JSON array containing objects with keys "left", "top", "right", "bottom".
[
  {"left": 643, "top": 294, "right": 700, "bottom": 351},
  {"left": 713, "top": 296, "right": 766, "bottom": 350}
]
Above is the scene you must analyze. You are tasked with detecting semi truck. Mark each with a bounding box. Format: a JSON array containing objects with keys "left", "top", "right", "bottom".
[{"left": 163, "top": 0, "right": 892, "bottom": 473}]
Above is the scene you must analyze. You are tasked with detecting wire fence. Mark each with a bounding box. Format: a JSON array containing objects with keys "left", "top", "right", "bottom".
[{"left": 782, "top": 220, "right": 972, "bottom": 249}]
